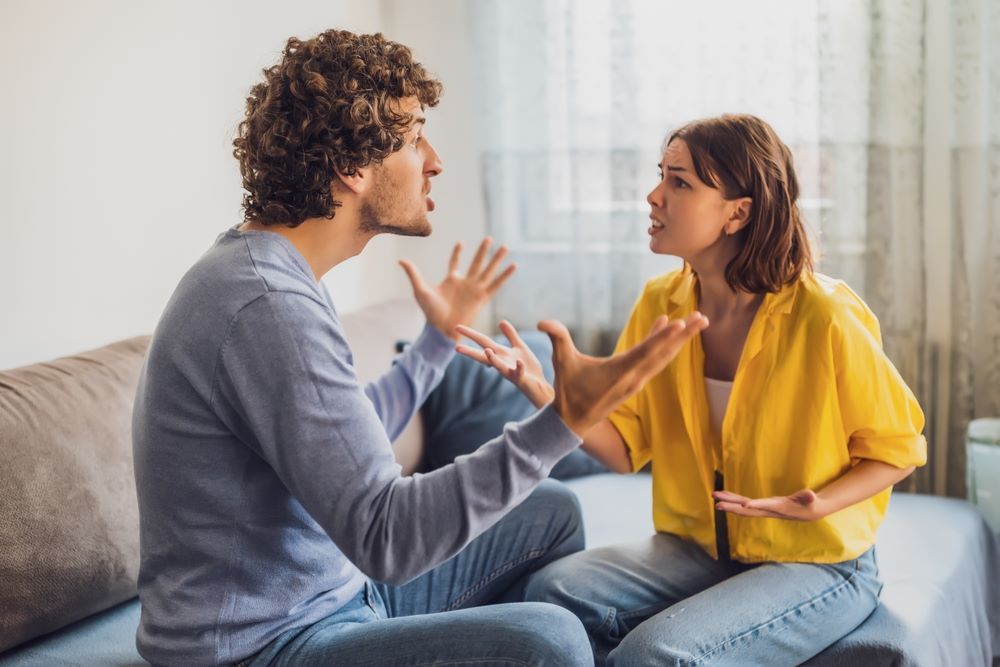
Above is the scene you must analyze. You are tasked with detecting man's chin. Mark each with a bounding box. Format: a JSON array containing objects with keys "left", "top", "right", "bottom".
[{"left": 384, "top": 218, "right": 432, "bottom": 238}]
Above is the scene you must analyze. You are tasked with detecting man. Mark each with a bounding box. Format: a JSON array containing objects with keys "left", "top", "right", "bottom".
[{"left": 133, "top": 29, "right": 705, "bottom": 666}]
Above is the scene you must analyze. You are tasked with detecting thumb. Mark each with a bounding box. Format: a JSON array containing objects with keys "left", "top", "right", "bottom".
[
  {"left": 790, "top": 489, "right": 817, "bottom": 506},
  {"left": 399, "top": 259, "right": 427, "bottom": 294},
  {"left": 538, "top": 319, "right": 576, "bottom": 366}
]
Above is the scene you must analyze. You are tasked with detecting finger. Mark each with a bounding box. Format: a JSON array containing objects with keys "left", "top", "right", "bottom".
[
  {"left": 399, "top": 259, "right": 428, "bottom": 294},
  {"left": 486, "top": 263, "right": 517, "bottom": 295},
  {"left": 635, "top": 312, "right": 709, "bottom": 368},
  {"left": 480, "top": 245, "right": 509, "bottom": 282},
  {"left": 498, "top": 320, "right": 527, "bottom": 349},
  {"left": 455, "top": 344, "right": 490, "bottom": 365},
  {"left": 484, "top": 348, "right": 515, "bottom": 374},
  {"left": 466, "top": 237, "right": 493, "bottom": 276},
  {"left": 743, "top": 497, "right": 795, "bottom": 513},
  {"left": 712, "top": 490, "right": 751, "bottom": 504},
  {"left": 716, "top": 502, "right": 785, "bottom": 519},
  {"left": 448, "top": 243, "right": 463, "bottom": 274},
  {"left": 616, "top": 318, "right": 689, "bottom": 376},
  {"left": 649, "top": 315, "right": 671, "bottom": 335},
  {"left": 455, "top": 324, "right": 505, "bottom": 351}
]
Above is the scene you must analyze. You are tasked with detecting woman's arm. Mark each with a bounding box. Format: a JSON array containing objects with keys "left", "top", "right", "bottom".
[
  {"left": 579, "top": 419, "right": 632, "bottom": 474},
  {"left": 714, "top": 458, "right": 915, "bottom": 521}
]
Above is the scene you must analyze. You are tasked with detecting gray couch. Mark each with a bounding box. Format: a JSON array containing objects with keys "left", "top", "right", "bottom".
[{"left": 2, "top": 299, "right": 998, "bottom": 666}]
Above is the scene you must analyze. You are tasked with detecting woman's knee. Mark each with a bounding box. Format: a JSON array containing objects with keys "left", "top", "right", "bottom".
[{"left": 608, "top": 622, "right": 696, "bottom": 667}]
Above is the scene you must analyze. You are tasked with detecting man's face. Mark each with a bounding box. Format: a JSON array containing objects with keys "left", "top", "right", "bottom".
[{"left": 359, "top": 96, "right": 443, "bottom": 237}]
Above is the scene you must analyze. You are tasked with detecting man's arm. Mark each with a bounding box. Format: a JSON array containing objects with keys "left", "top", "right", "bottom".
[
  {"left": 216, "top": 294, "right": 705, "bottom": 585},
  {"left": 362, "top": 322, "right": 454, "bottom": 441}
]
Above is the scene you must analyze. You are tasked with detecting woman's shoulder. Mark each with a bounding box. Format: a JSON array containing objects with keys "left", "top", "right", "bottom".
[{"left": 794, "top": 271, "right": 879, "bottom": 334}]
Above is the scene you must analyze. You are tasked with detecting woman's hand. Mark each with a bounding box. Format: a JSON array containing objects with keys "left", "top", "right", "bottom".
[
  {"left": 713, "top": 489, "right": 828, "bottom": 521},
  {"left": 400, "top": 238, "right": 516, "bottom": 342},
  {"left": 455, "top": 321, "right": 555, "bottom": 409},
  {"left": 713, "top": 459, "right": 916, "bottom": 522}
]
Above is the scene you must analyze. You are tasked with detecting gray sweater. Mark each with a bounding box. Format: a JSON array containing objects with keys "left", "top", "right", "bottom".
[{"left": 132, "top": 228, "right": 580, "bottom": 666}]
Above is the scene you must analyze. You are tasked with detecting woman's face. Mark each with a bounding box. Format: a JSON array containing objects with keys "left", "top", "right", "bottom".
[{"left": 646, "top": 139, "right": 744, "bottom": 261}]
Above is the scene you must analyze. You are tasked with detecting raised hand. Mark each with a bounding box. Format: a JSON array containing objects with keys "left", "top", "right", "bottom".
[
  {"left": 399, "top": 238, "right": 516, "bottom": 341},
  {"left": 455, "top": 320, "right": 555, "bottom": 409},
  {"left": 713, "top": 488, "right": 826, "bottom": 521},
  {"left": 543, "top": 312, "right": 708, "bottom": 438}
]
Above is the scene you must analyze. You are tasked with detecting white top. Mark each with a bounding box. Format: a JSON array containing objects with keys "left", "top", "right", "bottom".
[{"left": 704, "top": 377, "right": 734, "bottom": 437}]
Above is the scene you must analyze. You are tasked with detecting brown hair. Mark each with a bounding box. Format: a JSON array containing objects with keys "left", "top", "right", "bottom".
[
  {"left": 233, "top": 30, "right": 442, "bottom": 227},
  {"left": 668, "top": 114, "right": 813, "bottom": 293}
]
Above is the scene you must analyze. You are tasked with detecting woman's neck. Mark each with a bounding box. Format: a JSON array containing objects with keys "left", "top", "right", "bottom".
[{"left": 689, "top": 259, "right": 762, "bottom": 322}]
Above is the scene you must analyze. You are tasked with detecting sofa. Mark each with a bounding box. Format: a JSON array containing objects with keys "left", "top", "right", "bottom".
[{"left": 2, "top": 298, "right": 998, "bottom": 666}]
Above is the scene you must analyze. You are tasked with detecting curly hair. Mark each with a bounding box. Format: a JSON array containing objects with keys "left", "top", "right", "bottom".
[
  {"left": 233, "top": 30, "right": 442, "bottom": 227},
  {"left": 668, "top": 114, "right": 814, "bottom": 294}
]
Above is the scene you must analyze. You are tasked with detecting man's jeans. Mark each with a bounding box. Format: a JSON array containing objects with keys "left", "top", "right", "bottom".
[
  {"left": 524, "top": 532, "right": 882, "bottom": 667},
  {"left": 244, "top": 480, "right": 593, "bottom": 667}
]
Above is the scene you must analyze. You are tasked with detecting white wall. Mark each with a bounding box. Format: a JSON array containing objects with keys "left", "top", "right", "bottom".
[
  {"left": 0, "top": 0, "right": 408, "bottom": 369},
  {"left": 381, "top": 0, "right": 493, "bottom": 329}
]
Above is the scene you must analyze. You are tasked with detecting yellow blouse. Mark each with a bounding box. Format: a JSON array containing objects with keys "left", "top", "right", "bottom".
[{"left": 608, "top": 267, "right": 926, "bottom": 563}]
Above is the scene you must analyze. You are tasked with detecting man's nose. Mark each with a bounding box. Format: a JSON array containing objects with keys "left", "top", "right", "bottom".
[{"left": 424, "top": 139, "right": 443, "bottom": 177}]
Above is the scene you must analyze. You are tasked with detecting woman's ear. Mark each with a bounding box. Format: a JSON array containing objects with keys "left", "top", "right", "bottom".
[{"left": 724, "top": 197, "right": 753, "bottom": 236}]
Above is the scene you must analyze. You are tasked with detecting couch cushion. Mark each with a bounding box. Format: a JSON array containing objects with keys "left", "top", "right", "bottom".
[
  {"left": 0, "top": 337, "right": 150, "bottom": 653},
  {"left": 0, "top": 599, "right": 144, "bottom": 667}
]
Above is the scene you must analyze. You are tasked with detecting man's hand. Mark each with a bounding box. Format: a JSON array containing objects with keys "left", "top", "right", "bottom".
[
  {"left": 400, "top": 239, "right": 515, "bottom": 342},
  {"left": 455, "top": 320, "right": 555, "bottom": 409},
  {"left": 543, "top": 312, "right": 708, "bottom": 438},
  {"left": 713, "top": 489, "right": 827, "bottom": 521}
]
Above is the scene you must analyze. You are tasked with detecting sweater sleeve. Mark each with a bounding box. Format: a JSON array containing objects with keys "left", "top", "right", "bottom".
[
  {"left": 211, "top": 292, "right": 581, "bottom": 585},
  {"left": 362, "top": 322, "right": 455, "bottom": 441}
]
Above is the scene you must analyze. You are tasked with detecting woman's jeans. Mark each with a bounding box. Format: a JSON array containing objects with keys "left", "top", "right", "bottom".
[
  {"left": 524, "top": 532, "right": 882, "bottom": 667},
  {"left": 243, "top": 479, "right": 593, "bottom": 667}
]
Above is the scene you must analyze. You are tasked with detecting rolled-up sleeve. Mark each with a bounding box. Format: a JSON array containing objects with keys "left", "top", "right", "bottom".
[{"left": 833, "top": 302, "right": 927, "bottom": 468}]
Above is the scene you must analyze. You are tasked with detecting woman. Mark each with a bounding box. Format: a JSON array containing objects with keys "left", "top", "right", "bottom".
[{"left": 454, "top": 114, "right": 926, "bottom": 666}]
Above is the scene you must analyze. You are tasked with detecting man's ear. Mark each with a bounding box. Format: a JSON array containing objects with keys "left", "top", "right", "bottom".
[
  {"left": 334, "top": 165, "right": 372, "bottom": 196},
  {"left": 724, "top": 197, "right": 752, "bottom": 236}
]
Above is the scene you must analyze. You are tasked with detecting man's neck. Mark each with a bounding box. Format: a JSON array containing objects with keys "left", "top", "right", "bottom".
[{"left": 239, "top": 207, "right": 373, "bottom": 282}]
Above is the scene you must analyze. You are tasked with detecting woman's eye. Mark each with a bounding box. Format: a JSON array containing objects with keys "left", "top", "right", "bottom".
[{"left": 674, "top": 177, "right": 689, "bottom": 189}]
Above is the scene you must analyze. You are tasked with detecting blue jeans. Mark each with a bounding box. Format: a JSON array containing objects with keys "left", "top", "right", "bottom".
[
  {"left": 523, "top": 533, "right": 882, "bottom": 667},
  {"left": 244, "top": 480, "right": 593, "bottom": 666}
]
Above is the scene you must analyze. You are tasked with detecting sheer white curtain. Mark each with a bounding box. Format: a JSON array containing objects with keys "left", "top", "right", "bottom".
[{"left": 471, "top": 0, "right": 1000, "bottom": 496}]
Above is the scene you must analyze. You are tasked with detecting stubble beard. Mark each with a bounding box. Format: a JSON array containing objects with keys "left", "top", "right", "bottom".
[{"left": 359, "top": 168, "right": 431, "bottom": 238}]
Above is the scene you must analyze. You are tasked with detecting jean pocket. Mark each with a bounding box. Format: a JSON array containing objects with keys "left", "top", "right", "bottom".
[{"left": 363, "top": 580, "right": 383, "bottom": 619}]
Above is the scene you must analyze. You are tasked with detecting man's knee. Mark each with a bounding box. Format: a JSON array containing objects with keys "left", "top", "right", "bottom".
[
  {"left": 525, "top": 479, "right": 585, "bottom": 551},
  {"left": 514, "top": 602, "right": 593, "bottom": 666}
]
